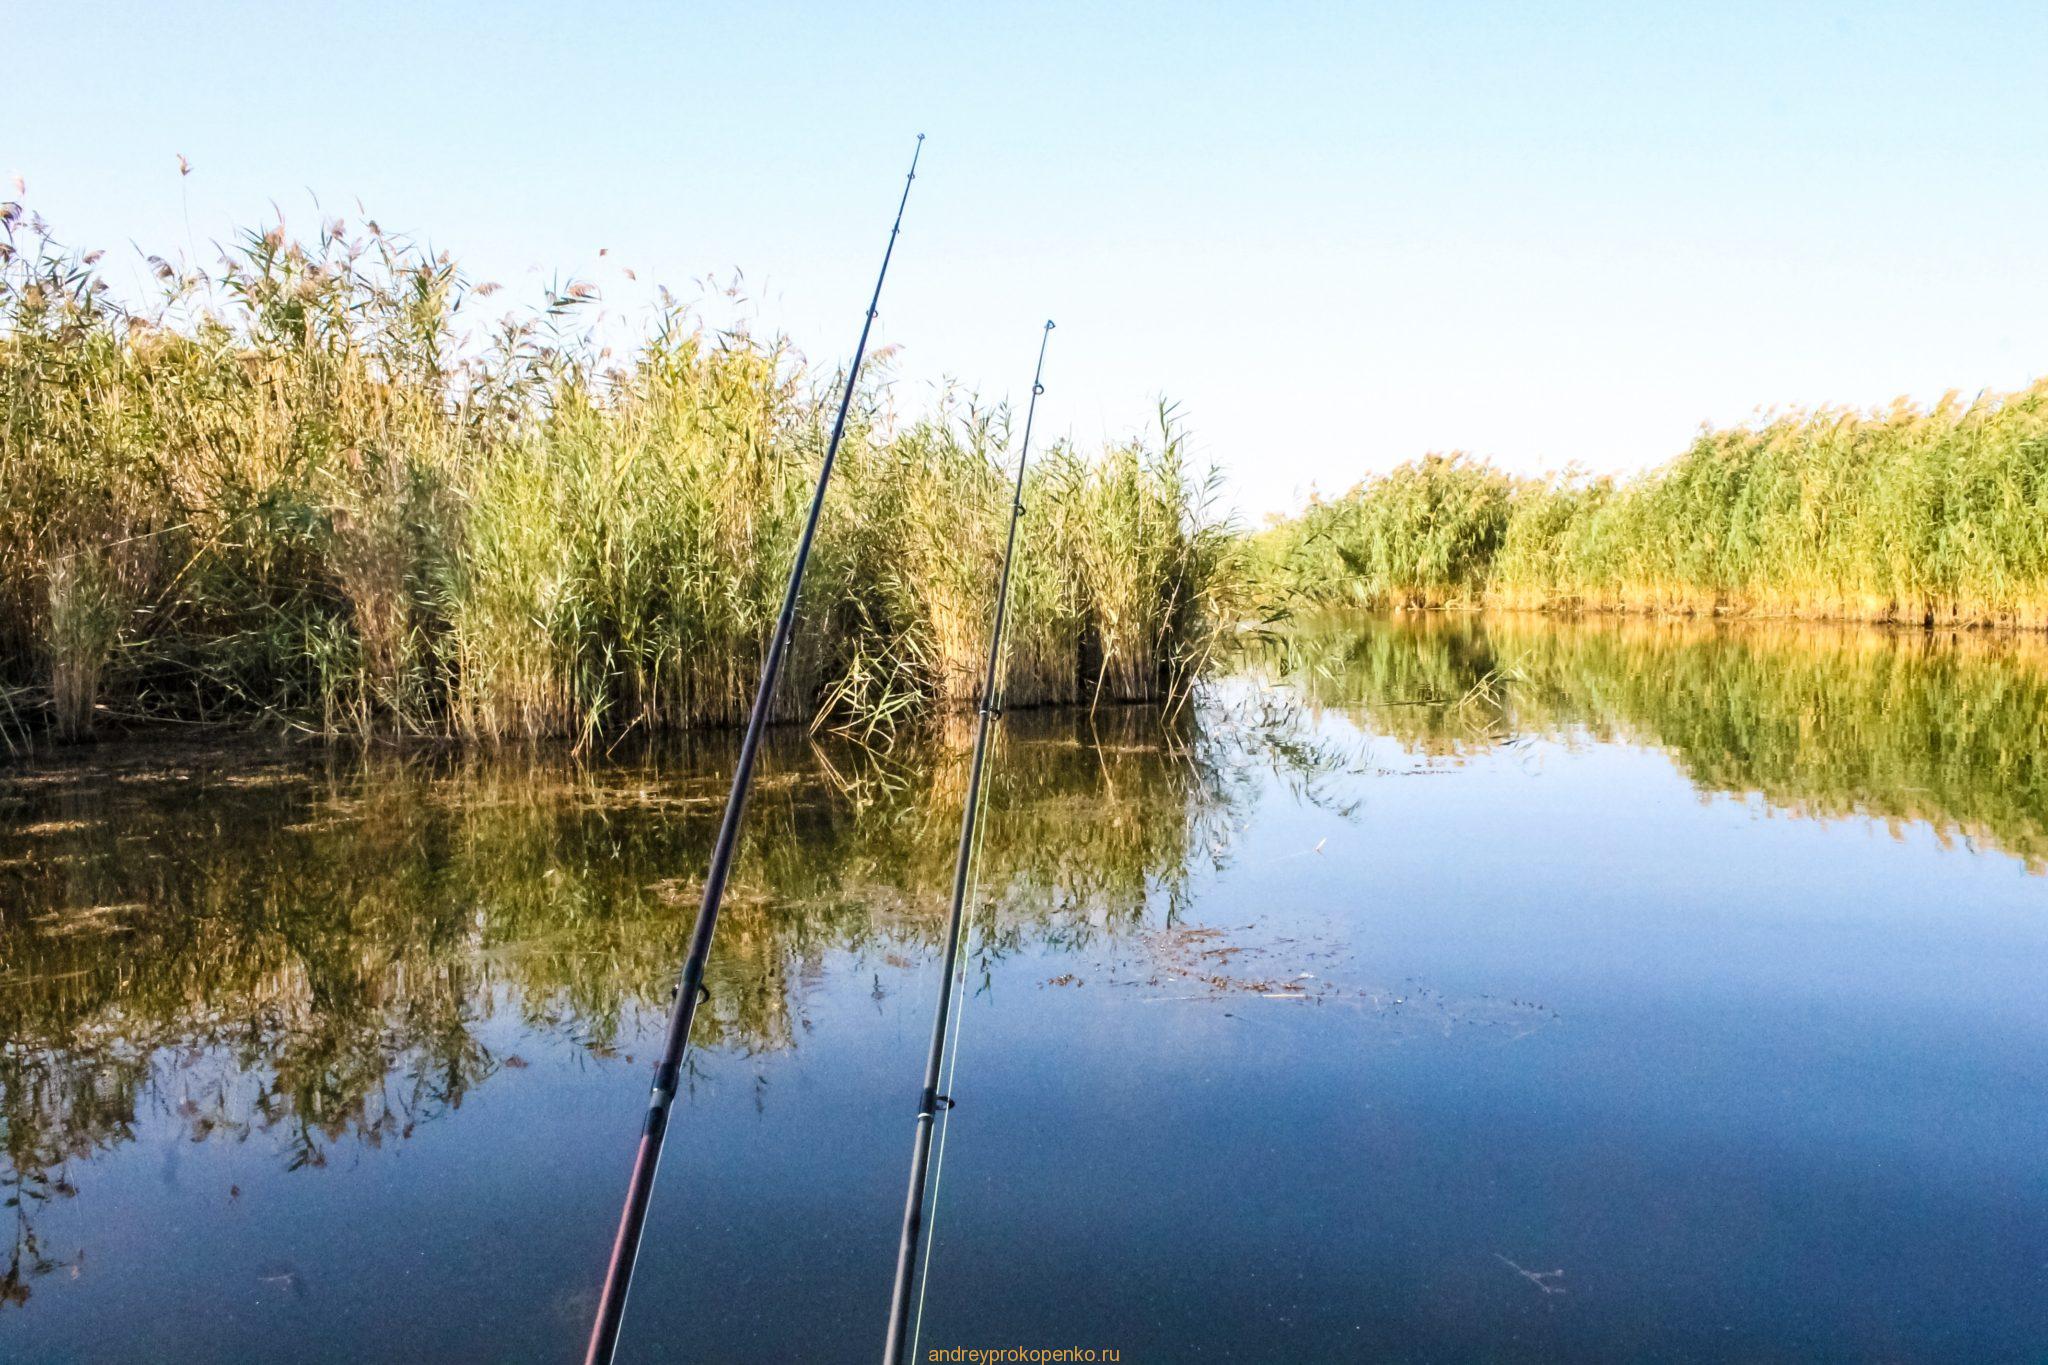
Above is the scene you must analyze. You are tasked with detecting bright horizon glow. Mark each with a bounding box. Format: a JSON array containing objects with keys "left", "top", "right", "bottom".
[{"left": 9, "top": 1, "right": 2047, "bottom": 520}]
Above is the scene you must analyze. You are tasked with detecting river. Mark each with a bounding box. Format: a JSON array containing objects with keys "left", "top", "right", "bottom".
[{"left": 4, "top": 614, "right": 2044, "bottom": 1361}]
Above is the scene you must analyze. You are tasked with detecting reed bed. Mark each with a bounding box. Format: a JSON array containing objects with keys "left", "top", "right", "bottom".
[
  {"left": 1259, "top": 388, "right": 2048, "bottom": 629},
  {"left": 0, "top": 204, "right": 1239, "bottom": 745}
]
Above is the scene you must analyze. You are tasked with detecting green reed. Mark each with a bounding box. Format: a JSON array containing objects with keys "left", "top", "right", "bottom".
[
  {"left": 0, "top": 205, "right": 1237, "bottom": 745},
  {"left": 1258, "top": 387, "right": 2048, "bottom": 628},
  {"left": 1260, "top": 454, "right": 1514, "bottom": 610}
]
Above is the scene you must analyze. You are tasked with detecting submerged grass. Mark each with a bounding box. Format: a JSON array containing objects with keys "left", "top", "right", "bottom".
[
  {"left": 0, "top": 204, "right": 1240, "bottom": 746},
  {"left": 1258, "top": 388, "right": 2048, "bottom": 629}
]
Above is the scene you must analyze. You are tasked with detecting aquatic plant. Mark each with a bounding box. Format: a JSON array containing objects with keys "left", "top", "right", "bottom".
[
  {"left": 1259, "top": 389, "right": 2048, "bottom": 629},
  {"left": 1264, "top": 454, "right": 1513, "bottom": 610},
  {"left": 0, "top": 205, "right": 1238, "bottom": 745}
]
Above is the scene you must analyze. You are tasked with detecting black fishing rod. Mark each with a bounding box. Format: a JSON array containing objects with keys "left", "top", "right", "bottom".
[
  {"left": 583, "top": 134, "right": 925, "bottom": 1365},
  {"left": 882, "top": 320, "right": 1056, "bottom": 1365}
]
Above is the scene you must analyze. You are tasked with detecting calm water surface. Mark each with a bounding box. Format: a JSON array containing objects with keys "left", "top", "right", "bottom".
[{"left": 3, "top": 615, "right": 2045, "bottom": 1362}]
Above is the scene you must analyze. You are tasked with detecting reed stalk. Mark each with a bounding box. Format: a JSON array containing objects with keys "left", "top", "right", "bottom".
[
  {"left": 1259, "top": 388, "right": 2048, "bottom": 630},
  {"left": 0, "top": 205, "right": 1238, "bottom": 745}
]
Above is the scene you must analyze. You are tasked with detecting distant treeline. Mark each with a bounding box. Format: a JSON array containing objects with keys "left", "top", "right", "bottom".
[
  {"left": 1256, "top": 386, "right": 2048, "bottom": 629},
  {"left": 0, "top": 204, "right": 1239, "bottom": 745}
]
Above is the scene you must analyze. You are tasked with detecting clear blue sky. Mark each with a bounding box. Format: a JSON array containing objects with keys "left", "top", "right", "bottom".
[{"left": 10, "top": 1, "right": 2047, "bottom": 517}]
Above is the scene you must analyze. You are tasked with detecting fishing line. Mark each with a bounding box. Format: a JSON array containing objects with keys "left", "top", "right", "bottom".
[
  {"left": 583, "top": 133, "right": 926, "bottom": 1365},
  {"left": 883, "top": 322, "right": 1055, "bottom": 1365}
]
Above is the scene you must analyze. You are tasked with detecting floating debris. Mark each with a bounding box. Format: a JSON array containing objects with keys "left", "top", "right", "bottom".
[
  {"left": 1105, "top": 922, "right": 1561, "bottom": 1038},
  {"left": 20, "top": 820, "right": 94, "bottom": 836},
  {"left": 1495, "top": 1254, "right": 1568, "bottom": 1295}
]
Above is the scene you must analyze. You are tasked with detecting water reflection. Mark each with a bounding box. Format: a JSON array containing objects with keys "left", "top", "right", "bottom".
[
  {"left": 0, "top": 708, "right": 1280, "bottom": 1309},
  {"left": 1257, "top": 612, "right": 2048, "bottom": 869},
  {"left": 5, "top": 614, "right": 2044, "bottom": 1346}
]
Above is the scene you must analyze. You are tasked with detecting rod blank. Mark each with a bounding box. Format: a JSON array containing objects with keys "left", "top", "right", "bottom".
[
  {"left": 584, "top": 133, "right": 926, "bottom": 1365},
  {"left": 882, "top": 320, "right": 1056, "bottom": 1365}
]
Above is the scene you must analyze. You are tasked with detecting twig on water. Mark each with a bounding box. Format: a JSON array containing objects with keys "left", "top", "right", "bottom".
[{"left": 1495, "top": 1254, "right": 1568, "bottom": 1295}]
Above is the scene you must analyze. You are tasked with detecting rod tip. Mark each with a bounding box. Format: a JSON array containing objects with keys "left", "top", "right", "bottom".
[
  {"left": 916, "top": 132, "right": 926, "bottom": 141},
  {"left": 1044, "top": 319, "right": 1056, "bottom": 330}
]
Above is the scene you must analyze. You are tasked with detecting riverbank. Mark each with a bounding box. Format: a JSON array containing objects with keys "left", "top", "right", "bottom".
[{"left": 1256, "top": 383, "right": 2048, "bottom": 630}]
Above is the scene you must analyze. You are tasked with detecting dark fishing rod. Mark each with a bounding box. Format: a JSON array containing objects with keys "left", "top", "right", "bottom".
[
  {"left": 882, "top": 319, "right": 1056, "bottom": 1365},
  {"left": 584, "top": 134, "right": 925, "bottom": 1365}
]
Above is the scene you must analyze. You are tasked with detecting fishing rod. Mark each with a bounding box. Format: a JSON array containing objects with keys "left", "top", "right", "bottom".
[
  {"left": 882, "top": 319, "right": 1056, "bottom": 1365},
  {"left": 583, "top": 133, "right": 926, "bottom": 1365}
]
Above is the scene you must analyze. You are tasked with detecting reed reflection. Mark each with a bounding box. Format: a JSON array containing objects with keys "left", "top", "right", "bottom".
[
  {"left": 0, "top": 707, "right": 1275, "bottom": 1306},
  {"left": 1258, "top": 612, "right": 2048, "bottom": 869}
]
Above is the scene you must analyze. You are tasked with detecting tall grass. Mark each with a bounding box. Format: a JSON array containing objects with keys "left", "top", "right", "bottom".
[
  {"left": 1262, "top": 453, "right": 1513, "bottom": 609},
  {"left": 0, "top": 204, "right": 1239, "bottom": 744},
  {"left": 1259, "top": 388, "right": 2048, "bottom": 629}
]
